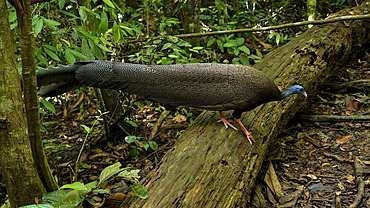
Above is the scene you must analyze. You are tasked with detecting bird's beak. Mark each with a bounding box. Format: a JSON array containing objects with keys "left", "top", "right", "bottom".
[{"left": 303, "top": 92, "right": 308, "bottom": 98}]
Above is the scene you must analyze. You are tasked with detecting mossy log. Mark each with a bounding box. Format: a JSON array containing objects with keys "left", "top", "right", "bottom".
[{"left": 124, "top": 2, "right": 370, "bottom": 207}]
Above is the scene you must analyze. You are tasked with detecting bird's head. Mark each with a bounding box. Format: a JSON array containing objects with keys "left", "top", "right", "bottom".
[{"left": 281, "top": 84, "right": 307, "bottom": 99}]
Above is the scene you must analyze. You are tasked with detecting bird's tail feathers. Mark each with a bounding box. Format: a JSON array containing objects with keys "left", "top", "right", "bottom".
[{"left": 36, "top": 63, "right": 84, "bottom": 97}]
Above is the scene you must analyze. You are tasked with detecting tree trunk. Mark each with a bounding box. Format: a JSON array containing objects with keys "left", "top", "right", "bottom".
[
  {"left": 17, "top": 0, "right": 58, "bottom": 191},
  {"left": 124, "top": 2, "right": 370, "bottom": 207},
  {"left": 0, "top": 0, "right": 45, "bottom": 207},
  {"left": 183, "top": 0, "right": 201, "bottom": 46}
]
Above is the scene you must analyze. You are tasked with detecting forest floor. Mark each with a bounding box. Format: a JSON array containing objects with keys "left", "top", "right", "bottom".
[
  {"left": 272, "top": 52, "right": 370, "bottom": 208},
  {"left": 0, "top": 53, "right": 368, "bottom": 208}
]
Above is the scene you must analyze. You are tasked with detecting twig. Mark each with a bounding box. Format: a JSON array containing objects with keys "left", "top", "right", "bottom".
[
  {"left": 297, "top": 114, "right": 370, "bottom": 122},
  {"left": 322, "top": 152, "right": 370, "bottom": 165},
  {"left": 299, "top": 132, "right": 321, "bottom": 148},
  {"left": 349, "top": 158, "right": 365, "bottom": 208},
  {"left": 149, "top": 110, "right": 170, "bottom": 140}
]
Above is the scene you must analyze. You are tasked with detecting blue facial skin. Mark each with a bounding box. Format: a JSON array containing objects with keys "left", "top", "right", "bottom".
[{"left": 281, "top": 85, "right": 307, "bottom": 98}]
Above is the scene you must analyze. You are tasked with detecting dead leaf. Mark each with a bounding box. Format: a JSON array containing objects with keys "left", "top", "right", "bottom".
[
  {"left": 342, "top": 174, "right": 356, "bottom": 184},
  {"left": 336, "top": 135, "right": 352, "bottom": 144},
  {"left": 89, "top": 152, "right": 110, "bottom": 160},
  {"left": 173, "top": 114, "right": 187, "bottom": 123},
  {"left": 338, "top": 181, "right": 345, "bottom": 190},
  {"left": 307, "top": 174, "right": 317, "bottom": 180},
  {"left": 345, "top": 96, "right": 358, "bottom": 112}
]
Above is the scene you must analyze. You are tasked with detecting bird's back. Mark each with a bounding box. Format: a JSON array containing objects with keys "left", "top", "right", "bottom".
[{"left": 75, "top": 61, "right": 281, "bottom": 111}]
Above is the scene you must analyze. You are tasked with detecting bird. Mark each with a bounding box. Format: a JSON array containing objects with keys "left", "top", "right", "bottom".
[{"left": 36, "top": 60, "right": 307, "bottom": 143}]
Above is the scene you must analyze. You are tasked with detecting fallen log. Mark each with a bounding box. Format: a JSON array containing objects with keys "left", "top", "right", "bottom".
[{"left": 123, "top": 2, "right": 370, "bottom": 207}]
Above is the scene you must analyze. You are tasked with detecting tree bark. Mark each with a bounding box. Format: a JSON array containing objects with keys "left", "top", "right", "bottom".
[
  {"left": 0, "top": 0, "right": 45, "bottom": 207},
  {"left": 124, "top": 2, "right": 370, "bottom": 207}
]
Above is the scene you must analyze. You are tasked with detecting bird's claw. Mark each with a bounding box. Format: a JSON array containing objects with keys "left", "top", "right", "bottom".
[
  {"left": 242, "top": 130, "right": 255, "bottom": 144},
  {"left": 217, "top": 118, "right": 238, "bottom": 131}
]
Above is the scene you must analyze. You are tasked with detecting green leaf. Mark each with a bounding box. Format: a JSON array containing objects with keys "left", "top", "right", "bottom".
[
  {"left": 97, "top": 43, "right": 112, "bottom": 52},
  {"left": 42, "top": 17, "right": 60, "bottom": 30},
  {"left": 65, "top": 49, "right": 76, "bottom": 64},
  {"left": 81, "top": 163, "right": 90, "bottom": 168},
  {"left": 80, "top": 124, "right": 91, "bottom": 133},
  {"left": 112, "top": 22, "right": 120, "bottom": 40},
  {"left": 129, "top": 183, "right": 148, "bottom": 199},
  {"left": 239, "top": 55, "right": 250, "bottom": 65},
  {"left": 232, "top": 57, "right": 240, "bottom": 64},
  {"left": 223, "top": 42, "right": 235, "bottom": 47},
  {"left": 125, "top": 135, "right": 137, "bottom": 144},
  {"left": 276, "top": 34, "right": 281, "bottom": 45},
  {"left": 238, "top": 45, "right": 250, "bottom": 55},
  {"left": 103, "top": 0, "right": 116, "bottom": 8},
  {"left": 99, "top": 11, "right": 108, "bottom": 34},
  {"left": 41, "top": 99, "right": 56, "bottom": 114},
  {"left": 236, "top": 38, "right": 245, "bottom": 46},
  {"left": 117, "top": 169, "right": 140, "bottom": 179},
  {"left": 207, "top": 37, "right": 216, "bottom": 47},
  {"left": 44, "top": 48, "right": 61, "bottom": 62},
  {"left": 162, "top": 43, "right": 172, "bottom": 50},
  {"left": 62, "top": 190, "right": 85, "bottom": 206},
  {"left": 41, "top": 190, "right": 69, "bottom": 206},
  {"left": 35, "top": 48, "right": 48, "bottom": 65},
  {"left": 42, "top": 18, "right": 60, "bottom": 26},
  {"left": 9, "top": 11, "right": 17, "bottom": 23},
  {"left": 92, "top": 189, "right": 109, "bottom": 194},
  {"left": 99, "top": 38, "right": 113, "bottom": 46},
  {"left": 79, "top": 6, "right": 87, "bottom": 22},
  {"left": 125, "top": 119, "right": 138, "bottom": 127},
  {"left": 99, "top": 162, "right": 122, "bottom": 184},
  {"left": 69, "top": 49, "right": 89, "bottom": 60},
  {"left": 59, "top": 0, "right": 65, "bottom": 9},
  {"left": 85, "top": 181, "right": 97, "bottom": 189},
  {"left": 60, "top": 182, "right": 88, "bottom": 191},
  {"left": 149, "top": 141, "right": 158, "bottom": 151},
  {"left": 34, "top": 18, "right": 43, "bottom": 37},
  {"left": 20, "top": 204, "right": 55, "bottom": 208},
  {"left": 81, "top": 39, "right": 92, "bottom": 59},
  {"left": 143, "top": 143, "right": 149, "bottom": 151},
  {"left": 192, "top": 46, "right": 203, "bottom": 50},
  {"left": 233, "top": 48, "right": 240, "bottom": 56},
  {"left": 168, "top": 54, "right": 179, "bottom": 58}
]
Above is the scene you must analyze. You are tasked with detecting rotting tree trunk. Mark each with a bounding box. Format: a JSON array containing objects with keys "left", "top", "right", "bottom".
[{"left": 124, "top": 2, "right": 370, "bottom": 207}]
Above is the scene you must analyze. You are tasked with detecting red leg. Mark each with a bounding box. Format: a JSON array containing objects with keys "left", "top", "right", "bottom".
[
  {"left": 217, "top": 111, "right": 238, "bottom": 131},
  {"left": 234, "top": 118, "right": 255, "bottom": 144}
]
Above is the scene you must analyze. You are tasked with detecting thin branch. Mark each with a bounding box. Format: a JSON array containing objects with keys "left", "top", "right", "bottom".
[{"left": 128, "top": 14, "right": 370, "bottom": 42}]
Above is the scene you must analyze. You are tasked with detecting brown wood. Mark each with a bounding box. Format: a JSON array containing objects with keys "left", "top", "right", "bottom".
[{"left": 123, "top": 2, "right": 370, "bottom": 207}]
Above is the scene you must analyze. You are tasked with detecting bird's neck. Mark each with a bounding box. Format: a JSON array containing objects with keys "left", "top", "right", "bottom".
[{"left": 280, "top": 86, "right": 296, "bottom": 99}]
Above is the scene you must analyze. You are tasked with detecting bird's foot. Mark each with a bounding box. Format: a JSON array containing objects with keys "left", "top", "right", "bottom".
[
  {"left": 234, "top": 118, "right": 255, "bottom": 144},
  {"left": 217, "top": 117, "right": 238, "bottom": 131}
]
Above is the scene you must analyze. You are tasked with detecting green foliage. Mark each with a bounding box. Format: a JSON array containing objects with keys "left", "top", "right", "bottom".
[
  {"left": 20, "top": 162, "right": 146, "bottom": 207},
  {"left": 267, "top": 32, "right": 288, "bottom": 45},
  {"left": 124, "top": 135, "right": 159, "bottom": 158}
]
